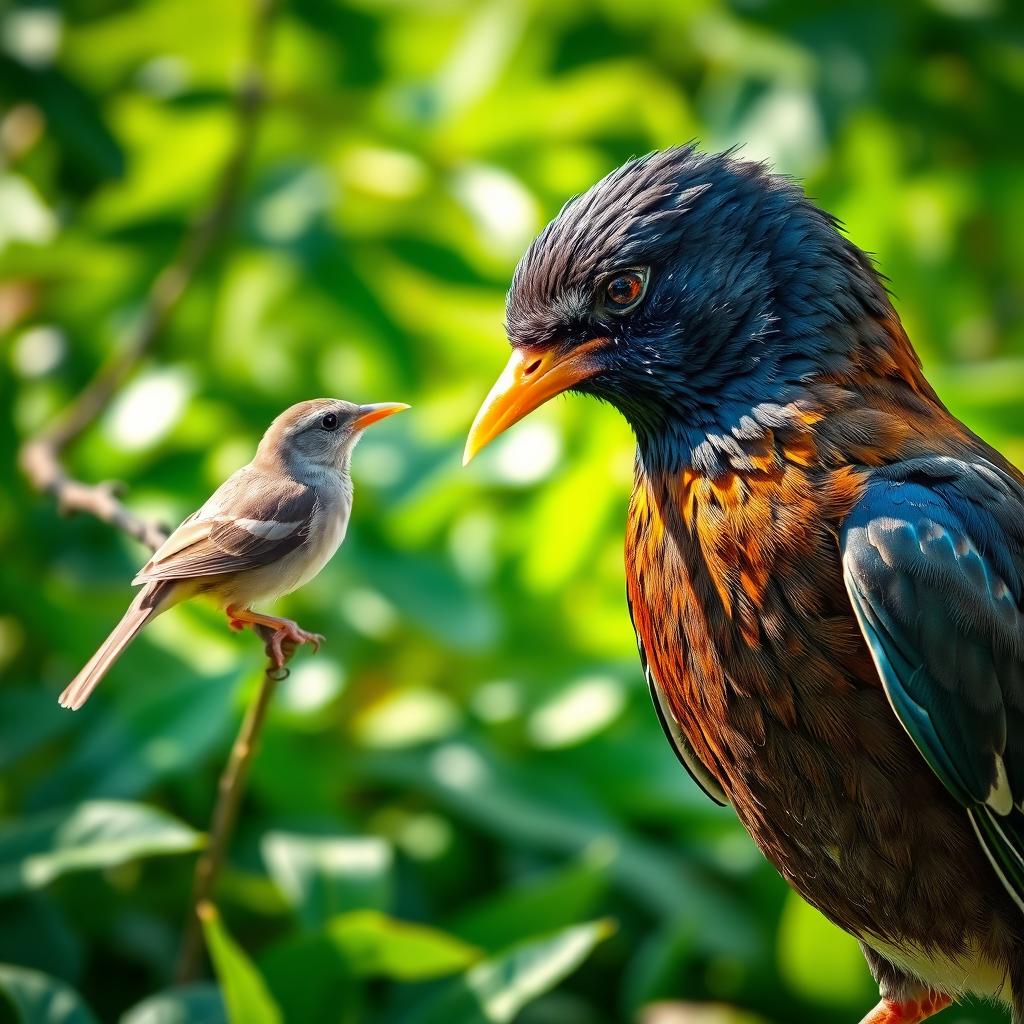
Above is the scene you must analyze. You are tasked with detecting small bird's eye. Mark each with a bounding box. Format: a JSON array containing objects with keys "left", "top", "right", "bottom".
[
  {"left": 603, "top": 269, "right": 647, "bottom": 313},
  {"left": 320, "top": 412, "right": 339, "bottom": 431}
]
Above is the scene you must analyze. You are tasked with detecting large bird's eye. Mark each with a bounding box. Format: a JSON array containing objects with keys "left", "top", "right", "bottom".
[
  {"left": 320, "top": 412, "right": 339, "bottom": 431},
  {"left": 603, "top": 269, "right": 648, "bottom": 313}
]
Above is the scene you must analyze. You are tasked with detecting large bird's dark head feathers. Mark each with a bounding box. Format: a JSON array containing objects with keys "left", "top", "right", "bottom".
[
  {"left": 504, "top": 145, "right": 891, "bottom": 435},
  {"left": 462, "top": 145, "right": 912, "bottom": 470}
]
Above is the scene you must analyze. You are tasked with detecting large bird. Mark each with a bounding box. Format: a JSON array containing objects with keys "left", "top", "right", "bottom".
[{"left": 464, "top": 146, "right": 1024, "bottom": 1023}]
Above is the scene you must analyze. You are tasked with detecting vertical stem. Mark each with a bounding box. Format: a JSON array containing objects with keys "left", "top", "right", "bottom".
[{"left": 176, "top": 651, "right": 286, "bottom": 982}]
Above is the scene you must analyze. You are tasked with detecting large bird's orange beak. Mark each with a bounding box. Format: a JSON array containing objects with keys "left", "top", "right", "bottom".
[
  {"left": 462, "top": 337, "right": 607, "bottom": 465},
  {"left": 353, "top": 402, "right": 410, "bottom": 430}
]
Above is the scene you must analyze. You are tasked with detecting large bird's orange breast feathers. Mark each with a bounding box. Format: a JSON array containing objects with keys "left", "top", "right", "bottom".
[{"left": 626, "top": 419, "right": 869, "bottom": 617}]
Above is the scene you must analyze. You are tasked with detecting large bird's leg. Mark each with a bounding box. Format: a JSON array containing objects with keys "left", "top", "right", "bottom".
[
  {"left": 226, "top": 605, "right": 324, "bottom": 668},
  {"left": 859, "top": 994, "right": 952, "bottom": 1024}
]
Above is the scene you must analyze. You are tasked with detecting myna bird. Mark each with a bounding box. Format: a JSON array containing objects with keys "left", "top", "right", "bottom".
[
  {"left": 60, "top": 398, "right": 408, "bottom": 710},
  {"left": 464, "top": 145, "right": 1024, "bottom": 1023}
]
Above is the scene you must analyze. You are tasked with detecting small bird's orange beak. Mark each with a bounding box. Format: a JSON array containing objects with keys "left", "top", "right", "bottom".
[
  {"left": 463, "top": 337, "right": 607, "bottom": 465},
  {"left": 353, "top": 402, "right": 410, "bottom": 430}
]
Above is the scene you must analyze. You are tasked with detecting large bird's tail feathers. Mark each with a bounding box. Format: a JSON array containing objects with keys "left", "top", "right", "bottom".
[{"left": 59, "top": 582, "right": 170, "bottom": 710}]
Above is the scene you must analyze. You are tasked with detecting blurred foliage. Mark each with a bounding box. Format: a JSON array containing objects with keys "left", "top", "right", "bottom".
[{"left": 1, "top": 0, "right": 1023, "bottom": 1021}]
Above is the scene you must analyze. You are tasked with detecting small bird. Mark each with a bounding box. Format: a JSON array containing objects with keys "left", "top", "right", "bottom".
[
  {"left": 60, "top": 398, "right": 408, "bottom": 710},
  {"left": 464, "top": 146, "right": 1024, "bottom": 1023}
]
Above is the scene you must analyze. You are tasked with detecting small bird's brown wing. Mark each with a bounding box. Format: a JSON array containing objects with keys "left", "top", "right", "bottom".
[{"left": 134, "top": 472, "right": 317, "bottom": 583}]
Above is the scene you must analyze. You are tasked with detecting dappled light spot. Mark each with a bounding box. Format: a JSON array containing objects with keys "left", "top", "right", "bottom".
[
  {"left": 492, "top": 420, "right": 561, "bottom": 484},
  {"left": 254, "top": 166, "right": 334, "bottom": 243},
  {"left": 341, "top": 588, "right": 399, "bottom": 639},
  {"left": 340, "top": 146, "right": 428, "bottom": 199},
  {"left": 448, "top": 511, "right": 497, "bottom": 584},
  {"left": 470, "top": 679, "right": 522, "bottom": 723},
  {"left": 0, "top": 175, "right": 57, "bottom": 248},
  {"left": 2, "top": 8, "right": 62, "bottom": 66},
  {"left": 429, "top": 743, "right": 488, "bottom": 790},
  {"left": 135, "top": 55, "right": 189, "bottom": 98},
  {"left": 354, "top": 689, "right": 461, "bottom": 749},
  {"left": 104, "top": 368, "right": 192, "bottom": 452},
  {"left": 451, "top": 163, "right": 540, "bottom": 259},
  {"left": 353, "top": 440, "right": 406, "bottom": 487},
  {"left": 396, "top": 812, "right": 453, "bottom": 861},
  {"left": 528, "top": 676, "right": 625, "bottom": 749},
  {"left": 278, "top": 660, "right": 345, "bottom": 715},
  {"left": 11, "top": 325, "right": 64, "bottom": 377}
]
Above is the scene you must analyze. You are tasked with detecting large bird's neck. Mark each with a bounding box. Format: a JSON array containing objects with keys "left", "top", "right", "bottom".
[{"left": 632, "top": 305, "right": 973, "bottom": 485}]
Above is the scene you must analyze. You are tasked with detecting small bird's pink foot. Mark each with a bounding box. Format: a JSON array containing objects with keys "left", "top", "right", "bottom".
[
  {"left": 264, "top": 621, "right": 324, "bottom": 668},
  {"left": 859, "top": 993, "right": 952, "bottom": 1024},
  {"left": 225, "top": 606, "right": 324, "bottom": 668}
]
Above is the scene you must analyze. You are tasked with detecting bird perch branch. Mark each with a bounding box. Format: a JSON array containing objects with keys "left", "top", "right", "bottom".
[{"left": 18, "top": 0, "right": 282, "bottom": 987}]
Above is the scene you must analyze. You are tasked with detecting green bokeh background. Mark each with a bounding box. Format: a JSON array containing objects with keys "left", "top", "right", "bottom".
[{"left": 2, "top": 1, "right": 1023, "bottom": 1022}]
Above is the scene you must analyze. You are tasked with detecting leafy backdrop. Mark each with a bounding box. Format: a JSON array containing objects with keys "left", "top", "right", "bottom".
[{"left": 1, "top": 0, "right": 1023, "bottom": 1022}]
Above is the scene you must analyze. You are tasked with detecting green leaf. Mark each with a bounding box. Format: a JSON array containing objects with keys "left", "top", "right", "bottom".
[
  {"left": 406, "top": 919, "right": 614, "bottom": 1024},
  {"left": 257, "top": 934, "right": 353, "bottom": 1024},
  {"left": 0, "top": 801, "right": 202, "bottom": 896},
  {"left": 358, "top": 744, "right": 756, "bottom": 941},
  {"left": 0, "top": 689, "right": 73, "bottom": 773},
  {"left": 0, "top": 896, "right": 82, "bottom": 984},
  {"left": 326, "top": 910, "right": 481, "bottom": 980},
  {"left": 260, "top": 832, "right": 393, "bottom": 929},
  {"left": 0, "top": 964, "right": 98, "bottom": 1024},
  {"left": 120, "top": 985, "right": 226, "bottom": 1024},
  {"left": 198, "top": 904, "right": 282, "bottom": 1024},
  {"left": 449, "top": 846, "right": 612, "bottom": 950},
  {"left": 29, "top": 670, "right": 239, "bottom": 806}
]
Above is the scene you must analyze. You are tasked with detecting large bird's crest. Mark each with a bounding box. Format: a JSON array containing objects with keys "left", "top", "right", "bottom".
[{"left": 505, "top": 145, "right": 720, "bottom": 346}]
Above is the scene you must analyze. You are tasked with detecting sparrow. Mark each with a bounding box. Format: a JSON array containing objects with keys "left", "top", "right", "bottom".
[
  {"left": 464, "top": 145, "right": 1024, "bottom": 1023},
  {"left": 60, "top": 398, "right": 408, "bottom": 710}
]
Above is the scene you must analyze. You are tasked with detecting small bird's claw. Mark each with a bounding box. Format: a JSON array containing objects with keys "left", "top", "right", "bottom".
[{"left": 264, "top": 622, "right": 323, "bottom": 668}]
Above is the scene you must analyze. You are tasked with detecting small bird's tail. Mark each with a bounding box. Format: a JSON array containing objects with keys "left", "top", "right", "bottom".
[{"left": 59, "top": 582, "right": 171, "bottom": 710}]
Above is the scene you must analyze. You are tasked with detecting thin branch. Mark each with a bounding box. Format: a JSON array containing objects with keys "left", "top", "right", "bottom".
[
  {"left": 175, "top": 654, "right": 289, "bottom": 982},
  {"left": 19, "top": 0, "right": 278, "bottom": 516},
  {"left": 18, "top": 0, "right": 283, "bottom": 988}
]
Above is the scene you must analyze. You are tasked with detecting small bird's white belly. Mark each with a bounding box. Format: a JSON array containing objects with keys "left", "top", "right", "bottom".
[{"left": 217, "top": 490, "right": 349, "bottom": 608}]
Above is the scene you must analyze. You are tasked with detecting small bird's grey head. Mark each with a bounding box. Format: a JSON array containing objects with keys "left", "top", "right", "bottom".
[
  {"left": 258, "top": 398, "right": 408, "bottom": 478},
  {"left": 464, "top": 145, "right": 891, "bottom": 464}
]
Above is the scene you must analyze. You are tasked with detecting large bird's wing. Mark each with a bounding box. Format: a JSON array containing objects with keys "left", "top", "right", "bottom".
[
  {"left": 134, "top": 467, "right": 317, "bottom": 584},
  {"left": 627, "top": 591, "right": 729, "bottom": 806},
  {"left": 841, "top": 456, "right": 1024, "bottom": 910}
]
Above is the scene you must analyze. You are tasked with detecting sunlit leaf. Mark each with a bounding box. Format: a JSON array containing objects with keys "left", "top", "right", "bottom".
[
  {"left": 776, "top": 890, "right": 874, "bottom": 1006},
  {"left": 449, "top": 846, "right": 611, "bottom": 950},
  {"left": 326, "top": 910, "right": 480, "bottom": 980},
  {"left": 405, "top": 919, "right": 614, "bottom": 1024},
  {"left": 120, "top": 985, "right": 226, "bottom": 1024},
  {"left": 0, "top": 801, "right": 202, "bottom": 896},
  {"left": 198, "top": 903, "right": 282, "bottom": 1024},
  {"left": 261, "top": 832, "right": 393, "bottom": 929},
  {"left": 0, "top": 895, "right": 82, "bottom": 984},
  {"left": 0, "top": 688, "right": 72, "bottom": 773},
  {"left": 29, "top": 670, "right": 240, "bottom": 806},
  {"left": 0, "top": 964, "right": 98, "bottom": 1024}
]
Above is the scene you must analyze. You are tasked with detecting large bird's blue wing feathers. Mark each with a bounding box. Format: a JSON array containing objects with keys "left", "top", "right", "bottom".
[{"left": 841, "top": 456, "right": 1024, "bottom": 911}]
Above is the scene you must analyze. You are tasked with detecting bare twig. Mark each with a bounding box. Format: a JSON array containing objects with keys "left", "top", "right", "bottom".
[
  {"left": 175, "top": 651, "right": 290, "bottom": 981},
  {"left": 18, "top": 0, "right": 283, "bottom": 988},
  {"left": 19, "top": 0, "right": 278, "bottom": 518}
]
